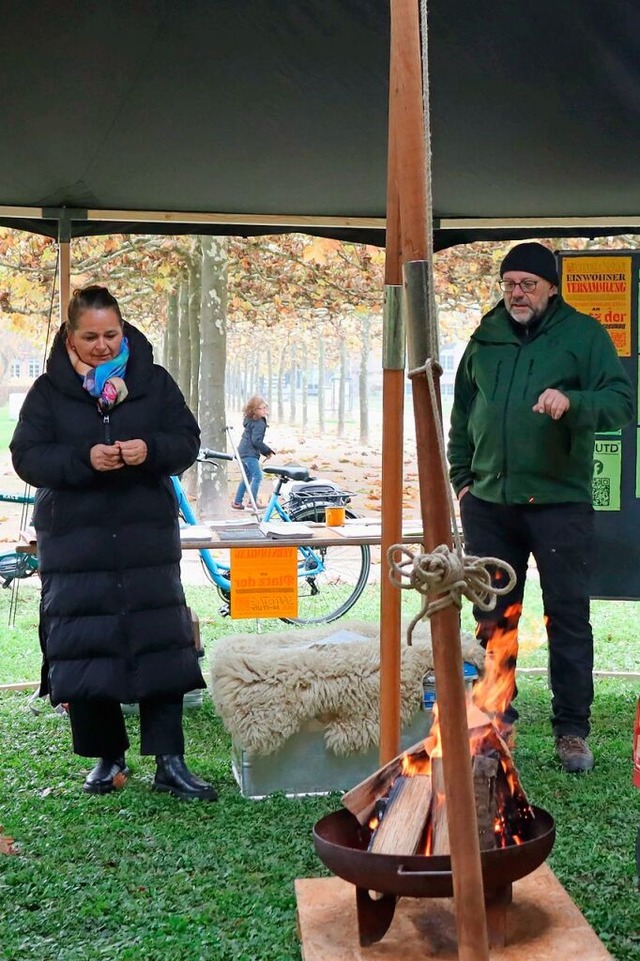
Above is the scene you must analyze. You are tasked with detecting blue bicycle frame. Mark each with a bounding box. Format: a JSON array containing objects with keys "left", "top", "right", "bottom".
[{"left": 170, "top": 475, "right": 328, "bottom": 594}]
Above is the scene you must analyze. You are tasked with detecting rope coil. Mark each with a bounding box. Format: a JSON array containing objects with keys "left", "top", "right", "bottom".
[{"left": 388, "top": 543, "right": 517, "bottom": 644}]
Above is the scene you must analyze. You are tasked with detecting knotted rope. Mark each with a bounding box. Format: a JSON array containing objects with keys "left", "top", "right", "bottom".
[
  {"left": 390, "top": 359, "right": 517, "bottom": 643},
  {"left": 388, "top": 543, "right": 517, "bottom": 644}
]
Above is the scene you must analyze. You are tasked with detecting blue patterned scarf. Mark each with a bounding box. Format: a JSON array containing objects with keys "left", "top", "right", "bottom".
[{"left": 82, "top": 337, "right": 130, "bottom": 412}]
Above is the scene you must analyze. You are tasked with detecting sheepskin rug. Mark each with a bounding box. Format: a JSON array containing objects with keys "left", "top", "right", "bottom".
[{"left": 210, "top": 619, "right": 484, "bottom": 757}]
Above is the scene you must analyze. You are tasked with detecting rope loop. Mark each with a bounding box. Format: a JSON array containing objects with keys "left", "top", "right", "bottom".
[{"left": 388, "top": 543, "right": 517, "bottom": 644}]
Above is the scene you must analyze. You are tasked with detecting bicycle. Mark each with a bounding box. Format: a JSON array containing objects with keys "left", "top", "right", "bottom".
[
  {"left": 173, "top": 449, "right": 371, "bottom": 625},
  {"left": 0, "top": 491, "right": 38, "bottom": 588}
]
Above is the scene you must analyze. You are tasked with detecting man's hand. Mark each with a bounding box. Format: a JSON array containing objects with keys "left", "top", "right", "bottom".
[
  {"left": 90, "top": 444, "right": 124, "bottom": 472},
  {"left": 458, "top": 485, "right": 470, "bottom": 501},
  {"left": 116, "top": 439, "right": 148, "bottom": 466},
  {"left": 532, "top": 388, "right": 570, "bottom": 421}
]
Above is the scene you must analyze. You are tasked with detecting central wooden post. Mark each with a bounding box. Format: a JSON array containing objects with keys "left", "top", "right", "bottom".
[{"left": 384, "top": 2, "right": 490, "bottom": 959}]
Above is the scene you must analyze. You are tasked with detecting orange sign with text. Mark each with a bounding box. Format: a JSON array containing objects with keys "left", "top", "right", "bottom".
[
  {"left": 230, "top": 546, "right": 298, "bottom": 619},
  {"left": 561, "top": 255, "right": 632, "bottom": 356}
]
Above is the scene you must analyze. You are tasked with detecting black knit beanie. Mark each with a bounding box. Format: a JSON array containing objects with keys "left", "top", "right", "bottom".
[{"left": 500, "top": 242, "right": 559, "bottom": 285}]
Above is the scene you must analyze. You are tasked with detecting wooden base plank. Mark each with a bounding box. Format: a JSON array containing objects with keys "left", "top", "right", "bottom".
[{"left": 295, "top": 863, "right": 613, "bottom": 961}]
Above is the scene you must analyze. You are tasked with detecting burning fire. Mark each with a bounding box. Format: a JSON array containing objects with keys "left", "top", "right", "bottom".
[
  {"left": 472, "top": 603, "right": 520, "bottom": 732},
  {"left": 367, "top": 603, "right": 535, "bottom": 853}
]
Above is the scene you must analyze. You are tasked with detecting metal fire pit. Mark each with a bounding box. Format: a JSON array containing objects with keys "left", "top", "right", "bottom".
[{"left": 313, "top": 805, "right": 555, "bottom": 946}]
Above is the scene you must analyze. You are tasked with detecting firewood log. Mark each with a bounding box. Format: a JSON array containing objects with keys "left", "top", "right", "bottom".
[
  {"left": 341, "top": 739, "right": 429, "bottom": 824},
  {"left": 430, "top": 758, "right": 450, "bottom": 855},
  {"left": 368, "top": 774, "right": 433, "bottom": 855}
]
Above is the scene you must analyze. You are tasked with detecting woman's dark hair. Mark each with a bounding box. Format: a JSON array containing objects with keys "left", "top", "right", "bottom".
[{"left": 67, "top": 285, "right": 124, "bottom": 331}]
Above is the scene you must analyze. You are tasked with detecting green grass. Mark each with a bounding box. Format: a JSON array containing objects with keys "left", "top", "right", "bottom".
[
  {"left": 1, "top": 583, "right": 640, "bottom": 959},
  {"left": 0, "top": 403, "right": 17, "bottom": 452}
]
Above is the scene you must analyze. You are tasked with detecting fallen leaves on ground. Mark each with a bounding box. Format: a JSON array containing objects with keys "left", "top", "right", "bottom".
[{"left": 0, "top": 826, "right": 19, "bottom": 856}]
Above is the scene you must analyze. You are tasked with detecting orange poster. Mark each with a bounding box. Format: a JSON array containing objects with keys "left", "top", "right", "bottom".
[
  {"left": 230, "top": 546, "right": 298, "bottom": 619},
  {"left": 561, "top": 255, "right": 632, "bottom": 356}
]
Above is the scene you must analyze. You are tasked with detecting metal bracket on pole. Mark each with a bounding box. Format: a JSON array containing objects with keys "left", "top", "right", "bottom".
[
  {"left": 382, "top": 285, "right": 405, "bottom": 370},
  {"left": 402, "top": 259, "right": 439, "bottom": 372}
]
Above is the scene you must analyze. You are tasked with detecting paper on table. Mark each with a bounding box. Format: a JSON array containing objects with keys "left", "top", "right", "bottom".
[
  {"left": 208, "top": 518, "right": 261, "bottom": 529},
  {"left": 179, "top": 525, "right": 215, "bottom": 541},
  {"left": 259, "top": 521, "right": 315, "bottom": 539},
  {"left": 329, "top": 525, "right": 376, "bottom": 538}
]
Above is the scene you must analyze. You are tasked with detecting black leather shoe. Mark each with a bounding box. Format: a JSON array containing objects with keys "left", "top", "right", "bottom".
[
  {"left": 83, "top": 756, "right": 129, "bottom": 794},
  {"left": 153, "top": 754, "right": 218, "bottom": 801}
]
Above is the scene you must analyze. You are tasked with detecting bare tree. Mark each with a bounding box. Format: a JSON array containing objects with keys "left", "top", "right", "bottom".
[
  {"left": 359, "top": 313, "right": 371, "bottom": 445},
  {"left": 197, "top": 236, "right": 228, "bottom": 518}
]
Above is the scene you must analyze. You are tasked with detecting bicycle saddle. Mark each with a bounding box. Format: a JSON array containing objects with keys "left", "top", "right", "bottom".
[{"left": 263, "top": 464, "right": 312, "bottom": 482}]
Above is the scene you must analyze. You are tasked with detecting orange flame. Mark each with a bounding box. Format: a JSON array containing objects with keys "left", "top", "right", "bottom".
[
  {"left": 401, "top": 751, "right": 431, "bottom": 777},
  {"left": 472, "top": 603, "right": 521, "bottom": 733},
  {"left": 367, "top": 604, "right": 534, "bottom": 848}
]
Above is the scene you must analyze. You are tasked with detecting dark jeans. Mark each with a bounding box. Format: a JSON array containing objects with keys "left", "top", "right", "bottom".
[
  {"left": 459, "top": 494, "right": 594, "bottom": 739},
  {"left": 68, "top": 697, "right": 185, "bottom": 757}
]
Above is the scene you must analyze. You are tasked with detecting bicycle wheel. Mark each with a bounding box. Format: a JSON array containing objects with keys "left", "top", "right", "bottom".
[
  {"left": 197, "top": 553, "right": 231, "bottom": 606},
  {"left": 281, "top": 505, "right": 371, "bottom": 625}
]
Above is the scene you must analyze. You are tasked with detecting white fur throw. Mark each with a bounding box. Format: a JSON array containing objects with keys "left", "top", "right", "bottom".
[{"left": 210, "top": 619, "right": 484, "bottom": 757}]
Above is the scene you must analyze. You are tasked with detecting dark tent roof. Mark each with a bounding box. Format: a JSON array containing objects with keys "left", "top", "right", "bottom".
[{"left": 1, "top": 1, "right": 639, "bottom": 249}]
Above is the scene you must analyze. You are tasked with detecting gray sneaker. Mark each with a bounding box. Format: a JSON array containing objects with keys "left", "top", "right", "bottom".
[{"left": 555, "top": 735, "right": 594, "bottom": 773}]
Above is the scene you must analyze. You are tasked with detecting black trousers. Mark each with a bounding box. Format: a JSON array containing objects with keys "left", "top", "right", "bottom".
[
  {"left": 459, "top": 494, "right": 594, "bottom": 739},
  {"left": 68, "top": 697, "right": 185, "bottom": 758}
]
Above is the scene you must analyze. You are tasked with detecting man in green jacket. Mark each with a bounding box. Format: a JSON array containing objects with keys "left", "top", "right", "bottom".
[{"left": 448, "top": 242, "right": 634, "bottom": 773}]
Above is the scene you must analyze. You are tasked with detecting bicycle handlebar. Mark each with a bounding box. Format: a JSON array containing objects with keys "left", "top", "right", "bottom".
[{"left": 197, "top": 448, "right": 234, "bottom": 462}]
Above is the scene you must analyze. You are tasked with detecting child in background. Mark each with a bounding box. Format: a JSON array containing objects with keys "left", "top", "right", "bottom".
[{"left": 231, "top": 396, "right": 275, "bottom": 510}]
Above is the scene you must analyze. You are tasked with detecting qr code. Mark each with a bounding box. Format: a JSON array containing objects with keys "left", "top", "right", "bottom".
[{"left": 592, "top": 477, "right": 610, "bottom": 507}]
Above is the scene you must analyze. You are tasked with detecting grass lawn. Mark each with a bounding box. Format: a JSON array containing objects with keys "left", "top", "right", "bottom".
[{"left": 1, "top": 582, "right": 639, "bottom": 960}]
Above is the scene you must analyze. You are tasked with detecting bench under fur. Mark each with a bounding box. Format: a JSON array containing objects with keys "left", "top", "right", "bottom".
[{"left": 211, "top": 619, "right": 484, "bottom": 757}]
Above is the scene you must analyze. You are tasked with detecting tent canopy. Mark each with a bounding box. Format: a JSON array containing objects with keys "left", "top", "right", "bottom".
[{"left": 1, "top": 1, "right": 639, "bottom": 248}]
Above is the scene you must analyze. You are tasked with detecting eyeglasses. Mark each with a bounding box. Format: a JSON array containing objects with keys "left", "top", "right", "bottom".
[{"left": 499, "top": 279, "right": 540, "bottom": 293}]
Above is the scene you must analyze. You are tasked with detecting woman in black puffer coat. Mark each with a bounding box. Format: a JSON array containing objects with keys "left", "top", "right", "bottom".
[{"left": 10, "top": 285, "right": 216, "bottom": 800}]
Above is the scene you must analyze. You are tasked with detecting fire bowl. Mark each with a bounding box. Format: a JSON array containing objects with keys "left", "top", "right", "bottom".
[{"left": 313, "top": 805, "right": 555, "bottom": 899}]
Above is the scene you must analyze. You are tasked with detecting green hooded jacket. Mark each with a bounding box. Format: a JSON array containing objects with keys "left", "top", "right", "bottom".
[{"left": 447, "top": 296, "right": 634, "bottom": 505}]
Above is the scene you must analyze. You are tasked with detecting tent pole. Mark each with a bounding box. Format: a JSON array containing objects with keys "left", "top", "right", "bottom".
[
  {"left": 58, "top": 212, "right": 71, "bottom": 324},
  {"left": 58, "top": 241, "right": 70, "bottom": 324},
  {"left": 388, "top": 2, "right": 490, "bottom": 958}
]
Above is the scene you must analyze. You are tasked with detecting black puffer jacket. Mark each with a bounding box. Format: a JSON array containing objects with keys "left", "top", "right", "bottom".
[{"left": 10, "top": 322, "right": 205, "bottom": 705}]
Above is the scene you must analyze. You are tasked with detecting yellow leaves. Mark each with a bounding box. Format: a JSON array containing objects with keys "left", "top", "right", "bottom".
[{"left": 301, "top": 237, "right": 341, "bottom": 264}]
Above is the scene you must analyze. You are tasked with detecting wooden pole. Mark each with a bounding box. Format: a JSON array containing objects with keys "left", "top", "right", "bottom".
[
  {"left": 379, "top": 12, "right": 405, "bottom": 765},
  {"left": 388, "top": 2, "right": 490, "bottom": 958}
]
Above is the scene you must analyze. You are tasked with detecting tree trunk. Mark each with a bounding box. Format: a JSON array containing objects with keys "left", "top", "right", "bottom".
[
  {"left": 301, "top": 369, "right": 308, "bottom": 428},
  {"left": 188, "top": 251, "right": 201, "bottom": 421},
  {"left": 197, "top": 236, "right": 228, "bottom": 517},
  {"left": 266, "top": 347, "right": 273, "bottom": 408},
  {"left": 277, "top": 345, "right": 286, "bottom": 422},
  {"left": 178, "top": 279, "right": 191, "bottom": 401},
  {"left": 289, "top": 342, "right": 297, "bottom": 424},
  {"left": 337, "top": 337, "right": 347, "bottom": 437},
  {"left": 318, "top": 334, "right": 325, "bottom": 432},
  {"left": 242, "top": 356, "right": 249, "bottom": 402},
  {"left": 252, "top": 350, "right": 260, "bottom": 397},
  {"left": 165, "top": 290, "right": 179, "bottom": 383},
  {"left": 359, "top": 313, "right": 371, "bottom": 445}
]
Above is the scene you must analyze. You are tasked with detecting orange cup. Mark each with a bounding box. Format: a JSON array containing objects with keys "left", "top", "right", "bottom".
[{"left": 325, "top": 506, "right": 346, "bottom": 527}]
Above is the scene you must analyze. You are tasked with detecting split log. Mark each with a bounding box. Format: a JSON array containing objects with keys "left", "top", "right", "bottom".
[
  {"left": 430, "top": 758, "right": 450, "bottom": 855},
  {"left": 472, "top": 755, "right": 498, "bottom": 850},
  {"left": 342, "top": 738, "right": 429, "bottom": 825},
  {"left": 368, "top": 774, "right": 433, "bottom": 855}
]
